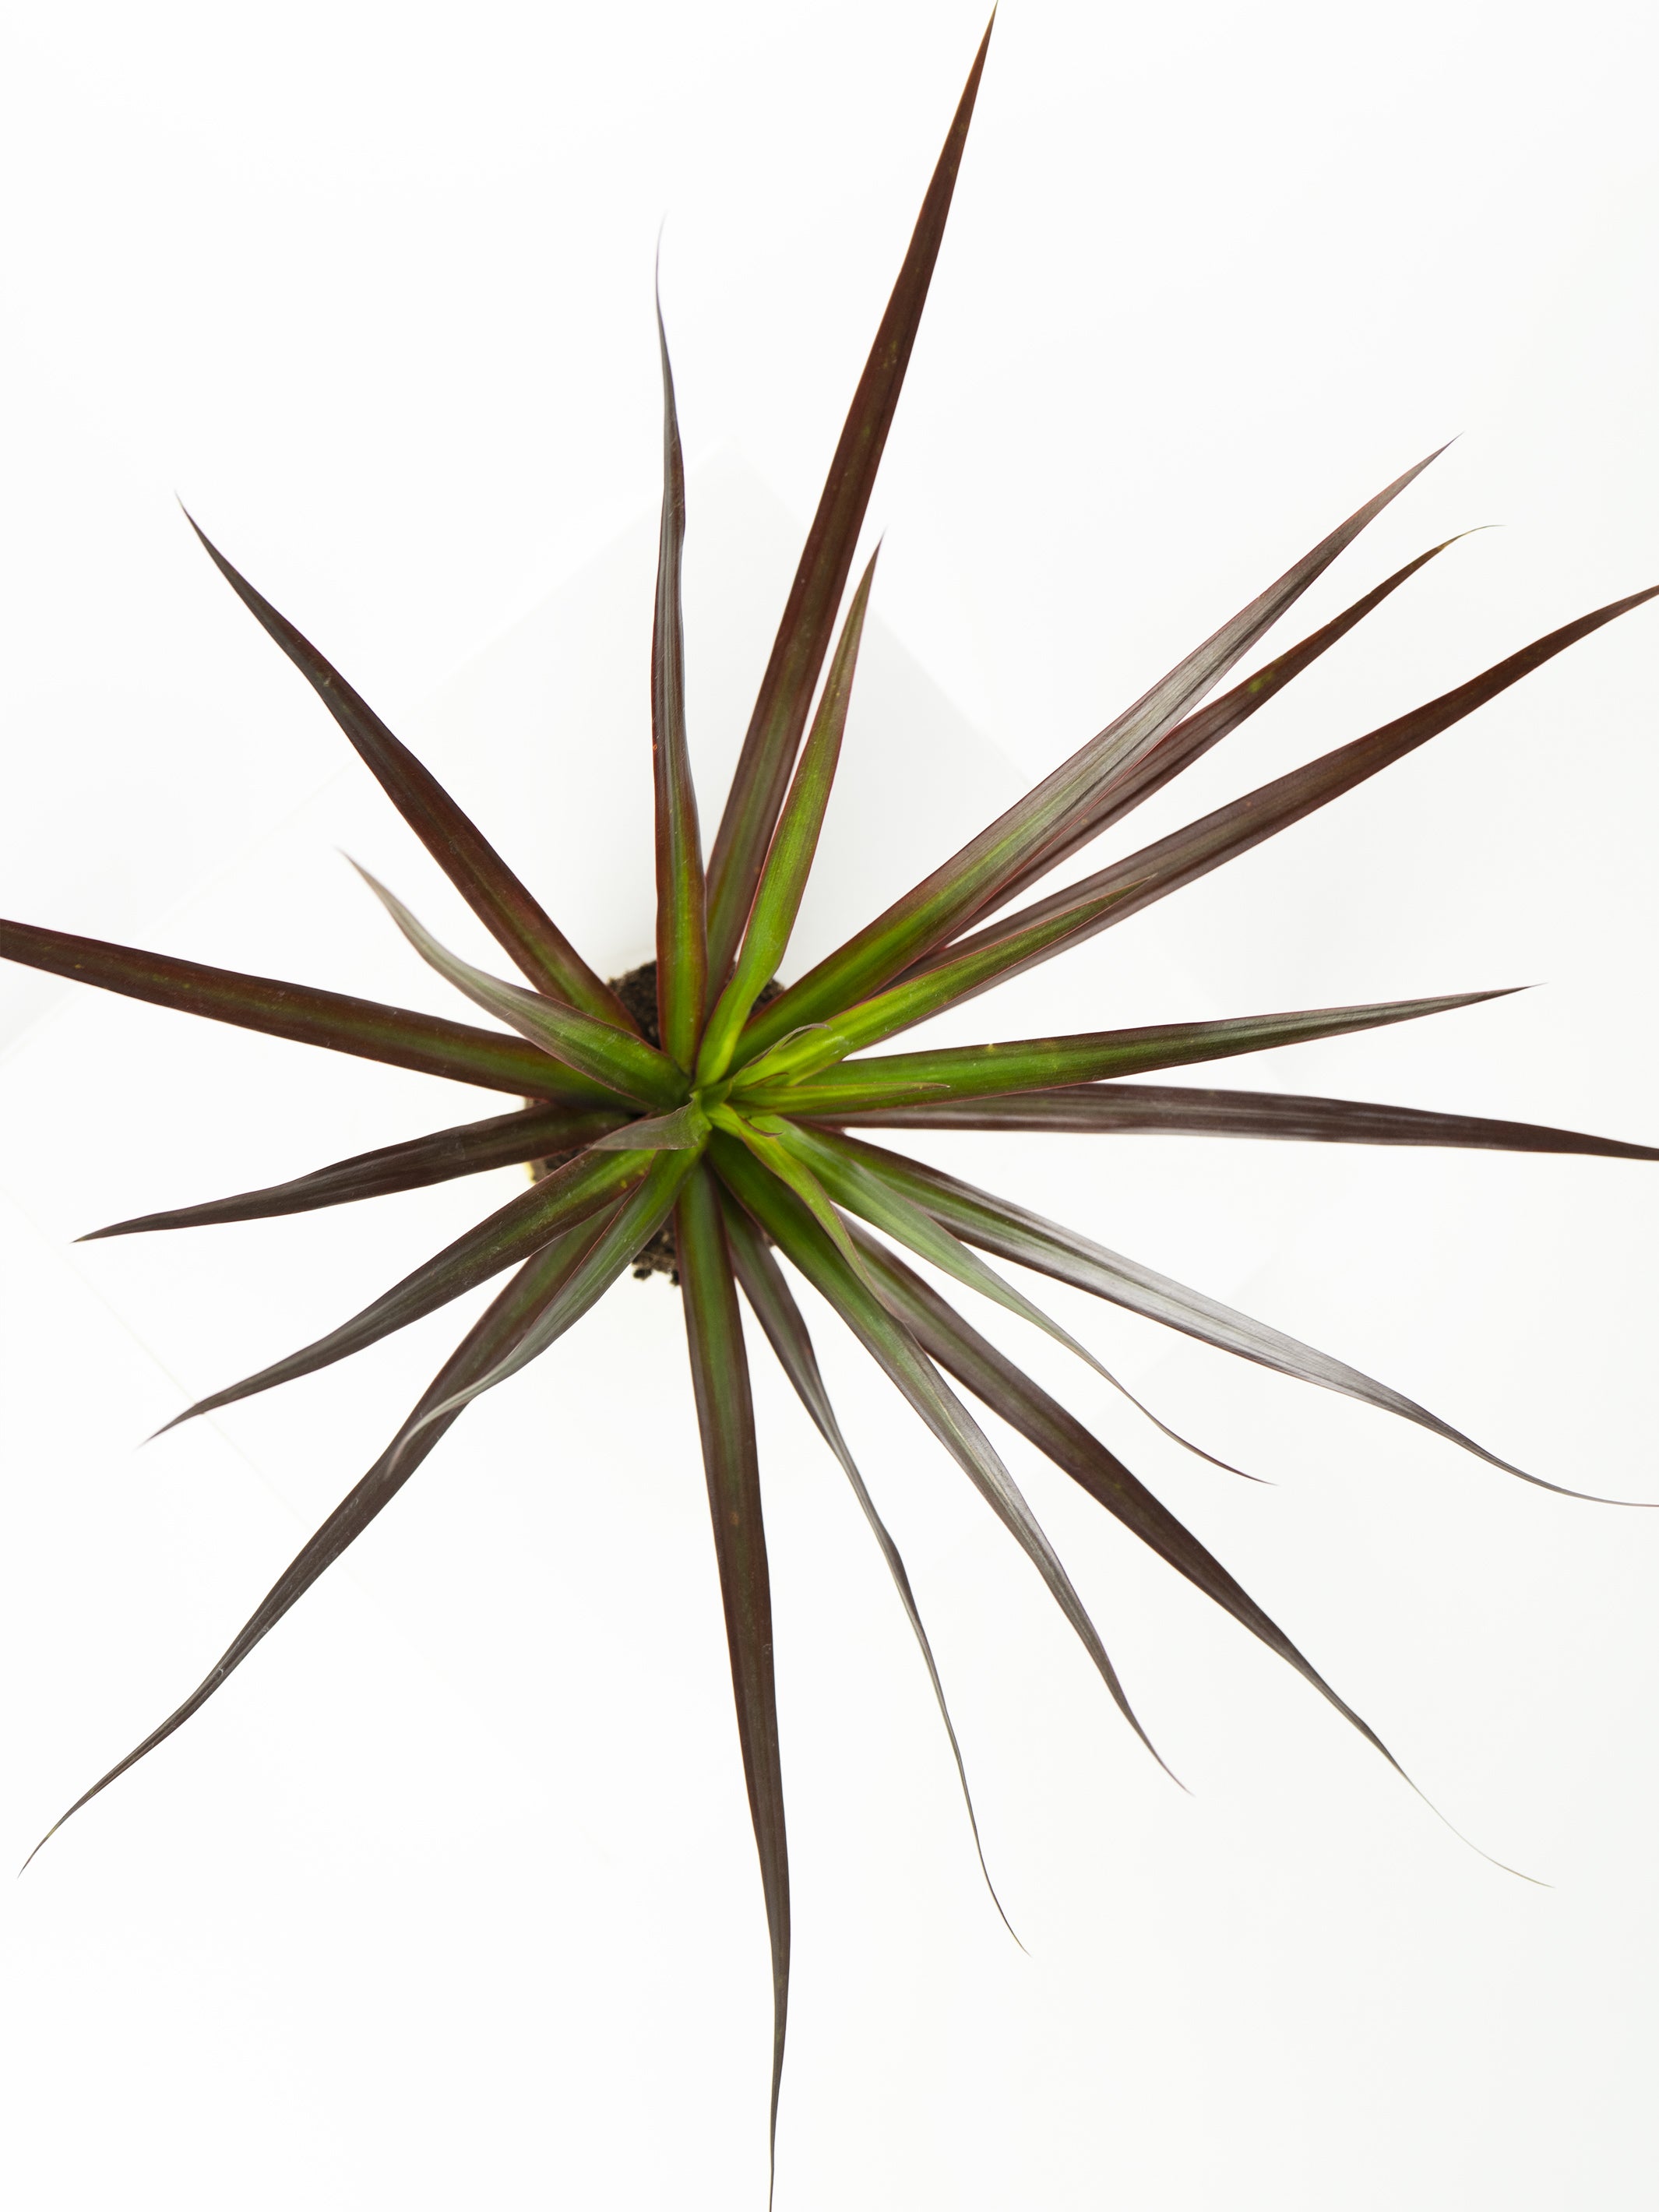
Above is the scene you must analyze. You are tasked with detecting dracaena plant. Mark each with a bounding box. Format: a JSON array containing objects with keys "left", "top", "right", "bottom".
[{"left": 9, "top": 15, "right": 1657, "bottom": 2192}]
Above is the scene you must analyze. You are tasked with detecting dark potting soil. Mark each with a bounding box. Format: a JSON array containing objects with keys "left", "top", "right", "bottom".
[{"left": 526, "top": 960, "right": 781, "bottom": 1286}]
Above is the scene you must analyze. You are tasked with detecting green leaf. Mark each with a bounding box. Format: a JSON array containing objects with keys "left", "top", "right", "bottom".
[
  {"left": 650, "top": 290, "right": 708, "bottom": 1069},
  {"left": 589, "top": 1098, "right": 710, "bottom": 1151},
  {"left": 718, "top": 1191, "right": 1015, "bottom": 1936},
  {"left": 777, "top": 1120, "right": 1251, "bottom": 1480},
  {"left": 23, "top": 1230, "right": 596, "bottom": 1870},
  {"left": 0, "top": 913, "right": 605, "bottom": 1099},
  {"left": 79, "top": 1102, "right": 635, "bottom": 1238},
  {"left": 706, "top": 1105, "right": 874, "bottom": 1287},
  {"left": 829, "top": 1132, "right": 1652, "bottom": 1504},
  {"left": 732, "top": 988, "right": 1512, "bottom": 1112},
  {"left": 675, "top": 1167, "right": 791, "bottom": 2178},
  {"left": 351, "top": 862, "right": 685, "bottom": 1108},
  {"left": 409, "top": 1147, "right": 703, "bottom": 1431},
  {"left": 157, "top": 1148, "right": 653, "bottom": 1432},
  {"left": 697, "top": 551, "right": 878, "bottom": 1084},
  {"left": 814, "top": 1080, "right": 1659, "bottom": 1158},
  {"left": 851, "top": 1231, "right": 1400, "bottom": 1769},
  {"left": 732, "top": 448, "right": 1445, "bottom": 1060},
  {"left": 979, "top": 538, "right": 1461, "bottom": 920},
  {"left": 703, "top": 16, "right": 995, "bottom": 979},
  {"left": 184, "top": 511, "right": 631, "bottom": 1025},
  {"left": 915, "top": 583, "right": 1659, "bottom": 1010},
  {"left": 711, "top": 1133, "right": 1169, "bottom": 1769}
]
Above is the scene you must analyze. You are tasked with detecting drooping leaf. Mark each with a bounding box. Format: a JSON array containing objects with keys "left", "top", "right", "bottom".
[
  {"left": 80, "top": 1101, "right": 634, "bottom": 1239},
  {"left": 23, "top": 1228, "right": 598, "bottom": 1869},
  {"left": 650, "top": 291, "right": 707, "bottom": 1069},
  {"left": 351, "top": 863, "right": 685, "bottom": 1108},
  {"left": 707, "top": 1105, "right": 875, "bottom": 1288},
  {"left": 913, "top": 583, "right": 1659, "bottom": 1008},
  {"left": 697, "top": 552, "right": 878, "bottom": 1084},
  {"left": 703, "top": 16, "right": 995, "bottom": 979},
  {"left": 410, "top": 1147, "right": 703, "bottom": 1431},
  {"left": 815, "top": 1080, "right": 1659, "bottom": 1159},
  {"left": 775, "top": 1118, "right": 1252, "bottom": 1480},
  {"left": 731, "top": 988, "right": 1512, "bottom": 1112},
  {"left": 158, "top": 1147, "right": 651, "bottom": 1431},
  {"left": 184, "top": 512, "right": 630, "bottom": 1024},
  {"left": 719, "top": 1189, "right": 1015, "bottom": 1933},
  {"left": 710, "top": 1133, "right": 1168, "bottom": 1766},
  {"left": 826, "top": 1131, "right": 1651, "bottom": 1503},
  {"left": 732, "top": 449, "right": 1446, "bottom": 1059},
  {"left": 975, "top": 538, "right": 1460, "bottom": 920},
  {"left": 0, "top": 914, "right": 604, "bottom": 1098},
  {"left": 849, "top": 1229, "right": 1399, "bottom": 1765},
  {"left": 675, "top": 1168, "right": 791, "bottom": 2178}
]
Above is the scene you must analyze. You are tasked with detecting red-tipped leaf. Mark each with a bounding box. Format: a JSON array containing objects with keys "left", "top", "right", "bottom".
[
  {"left": 676, "top": 1168, "right": 791, "bottom": 2179},
  {"left": 0, "top": 914, "right": 602, "bottom": 1098},
  {"left": 703, "top": 16, "right": 995, "bottom": 977},
  {"left": 650, "top": 291, "right": 707, "bottom": 1068},
  {"left": 185, "top": 511, "right": 629, "bottom": 1023}
]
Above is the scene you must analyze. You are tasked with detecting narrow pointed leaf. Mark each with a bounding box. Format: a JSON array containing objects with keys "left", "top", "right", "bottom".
[
  {"left": 650, "top": 292, "right": 707, "bottom": 1067},
  {"left": 410, "top": 1147, "right": 702, "bottom": 1429},
  {"left": 185, "top": 512, "right": 629, "bottom": 1023},
  {"left": 24, "top": 1229, "right": 599, "bottom": 1868},
  {"left": 161, "top": 1147, "right": 650, "bottom": 1430},
  {"left": 353, "top": 863, "right": 684, "bottom": 1108},
  {"left": 850, "top": 1230, "right": 1399, "bottom": 1768},
  {"left": 708, "top": 1105, "right": 875, "bottom": 1287},
  {"left": 704, "top": 16, "right": 995, "bottom": 977},
  {"left": 711, "top": 1133, "right": 1167, "bottom": 1766},
  {"left": 733, "top": 988, "right": 1511, "bottom": 1115},
  {"left": 828, "top": 1131, "right": 1650, "bottom": 1503},
  {"left": 81, "top": 1102, "right": 635, "bottom": 1238},
  {"left": 734, "top": 449, "right": 1445, "bottom": 1059},
  {"left": 775, "top": 1118, "right": 1251, "bottom": 1480},
  {"left": 698, "top": 552, "right": 878, "bottom": 1083},
  {"left": 675, "top": 1168, "right": 791, "bottom": 2174},
  {"left": 719, "top": 1191, "right": 1014, "bottom": 1931},
  {"left": 590, "top": 1099, "right": 709, "bottom": 1150},
  {"left": 0, "top": 914, "right": 604, "bottom": 1098},
  {"left": 915, "top": 583, "right": 1659, "bottom": 1008},
  {"left": 815, "top": 1080, "right": 1659, "bottom": 1159},
  {"left": 977, "top": 539, "right": 1460, "bottom": 920}
]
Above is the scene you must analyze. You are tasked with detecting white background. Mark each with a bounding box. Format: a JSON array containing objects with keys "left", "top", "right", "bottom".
[{"left": 2, "top": 2, "right": 1658, "bottom": 2205}]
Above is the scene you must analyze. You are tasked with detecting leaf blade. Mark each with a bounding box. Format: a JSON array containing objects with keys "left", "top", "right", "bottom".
[
  {"left": 851, "top": 1231, "right": 1398, "bottom": 1766},
  {"left": 650, "top": 291, "right": 708, "bottom": 1068},
  {"left": 733, "top": 449, "right": 1446, "bottom": 1057},
  {"left": 159, "top": 1146, "right": 651, "bottom": 1430},
  {"left": 353, "top": 863, "right": 684, "bottom": 1108},
  {"left": 80, "top": 1101, "right": 635, "bottom": 1238},
  {"left": 977, "top": 538, "right": 1460, "bottom": 919},
  {"left": 703, "top": 16, "right": 995, "bottom": 977},
  {"left": 23, "top": 1230, "right": 595, "bottom": 1869},
  {"left": 812, "top": 1080, "right": 1659, "bottom": 1158},
  {"left": 412, "top": 1147, "right": 703, "bottom": 1428},
  {"left": 777, "top": 1119, "right": 1251, "bottom": 1480},
  {"left": 0, "top": 914, "right": 604, "bottom": 1098},
  {"left": 697, "top": 551, "right": 878, "bottom": 1083},
  {"left": 675, "top": 1167, "right": 791, "bottom": 2175},
  {"left": 185, "top": 512, "right": 629, "bottom": 1023},
  {"left": 827, "top": 1131, "right": 1651, "bottom": 1502},
  {"left": 914, "top": 583, "right": 1659, "bottom": 1010},
  {"left": 719, "top": 1190, "right": 1014, "bottom": 1934},
  {"left": 733, "top": 989, "right": 1511, "bottom": 1114},
  {"left": 711, "top": 1132, "right": 1168, "bottom": 1766}
]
